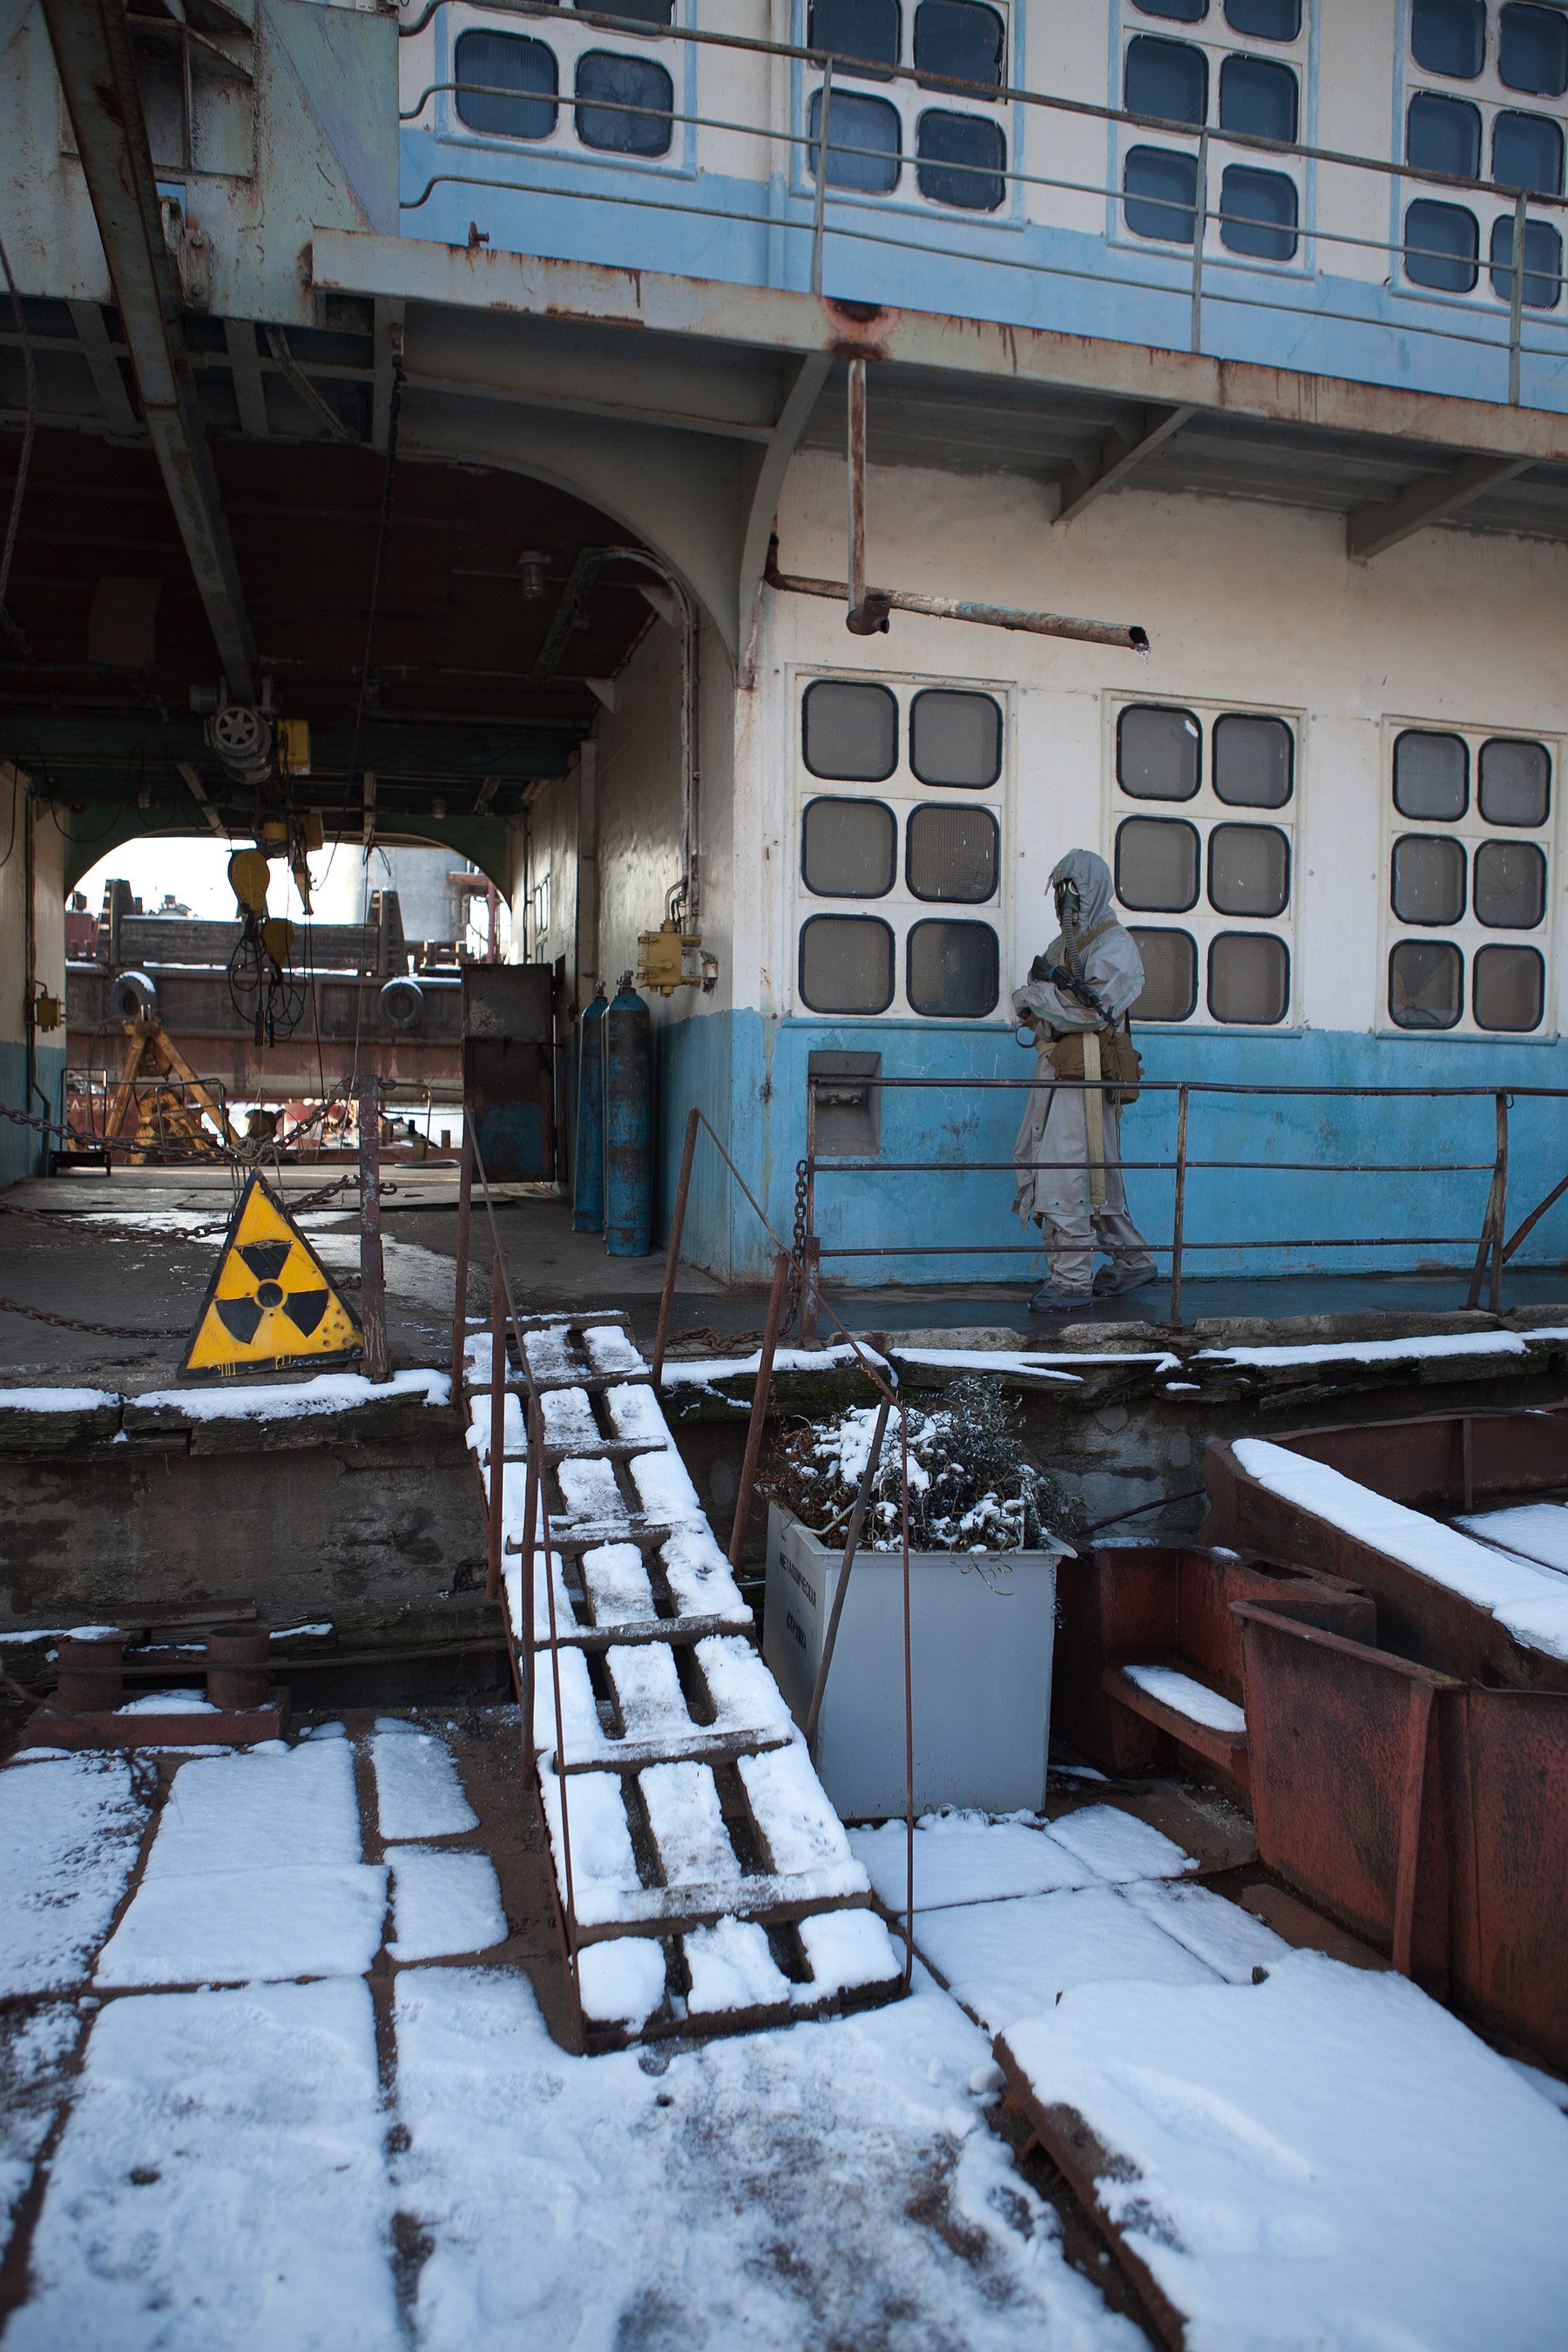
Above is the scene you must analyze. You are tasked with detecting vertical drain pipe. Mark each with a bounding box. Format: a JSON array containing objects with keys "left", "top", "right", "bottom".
[{"left": 844, "top": 359, "right": 890, "bottom": 638}]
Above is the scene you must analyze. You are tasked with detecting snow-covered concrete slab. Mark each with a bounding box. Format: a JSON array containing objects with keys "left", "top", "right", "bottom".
[
  {"left": 388, "top": 1847, "right": 507, "bottom": 1962},
  {"left": 1233, "top": 1437, "right": 1568, "bottom": 1660},
  {"left": 135, "top": 1368, "right": 449, "bottom": 1421},
  {"left": 8, "top": 1980, "right": 396, "bottom": 2352},
  {"left": 391, "top": 1964, "right": 1142, "bottom": 2352},
  {"left": 998, "top": 1951, "right": 1568, "bottom": 2352},
  {"left": 371, "top": 1722, "right": 478, "bottom": 1841},
  {"left": 1201, "top": 1330, "right": 1537, "bottom": 1370},
  {"left": 1119, "top": 1880, "right": 1288, "bottom": 1982},
  {"left": 96, "top": 1740, "right": 387, "bottom": 1987},
  {"left": 0, "top": 2003, "right": 79, "bottom": 2260},
  {"left": 916, "top": 1884, "right": 1220, "bottom": 2036},
  {"left": 1044, "top": 1804, "right": 1199, "bottom": 1885},
  {"left": 1458, "top": 1500, "right": 1568, "bottom": 1576},
  {"left": 0, "top": 1753, "right": 147, "bottom": 1995},
  {"left": 849, "top": 1812, "right": 1098, "bottom": 1913}
]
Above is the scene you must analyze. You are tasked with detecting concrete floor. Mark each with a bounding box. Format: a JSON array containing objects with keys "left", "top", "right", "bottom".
[{"left": 3, "top": 1168, "right": 1566, "bottom": 1387}]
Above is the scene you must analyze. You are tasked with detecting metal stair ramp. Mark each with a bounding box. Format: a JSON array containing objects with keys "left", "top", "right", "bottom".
[{"left": 466, "top": 1310, "right": 905, "bottom": 2050}]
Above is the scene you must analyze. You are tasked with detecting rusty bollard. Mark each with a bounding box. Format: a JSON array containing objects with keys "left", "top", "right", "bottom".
[
  {"left": 54, "top": 1630, "right": 126, "bottom": 1713},
  {"left": 206, "top": 1624, "right": 272, "bottom": 1712}
]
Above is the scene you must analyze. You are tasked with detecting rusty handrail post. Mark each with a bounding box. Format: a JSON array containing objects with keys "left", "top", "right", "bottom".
[
  {"left": 652, "top": 1105, "right": 700, "bottom": 1388},
  {"left": 810, "top": 55, "right": 833, "bottom": 295},
  {"left": 1168, "top": 1084, "right": 1189, "bottom": 1329},
  {"left": 728, "top": 1248, "right": 790, "bottom": 1571},
  {"left": 1490, "top": 1091, "right": 1509, "bottom": 1315},
  {"left": 531, "top": 1387, "right": 585, "bottom": 2049},
  {"left": 450, "top": 1125, "right": 474, "bottom": 1394},
  {"left": 485, "top": 1254, "right": 505, "bottom": 1602},
  {"left": 359, "top": 1074, "right": 390, "bottom": 1382},
  {"left": 803, "top": 1392, "right": 891, "bottom": 1757}
]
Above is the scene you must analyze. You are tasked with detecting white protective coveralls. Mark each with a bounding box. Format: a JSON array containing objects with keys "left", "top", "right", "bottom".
[{"left": 1011, "top": 848, "right": 1157, "bottom": 1297}]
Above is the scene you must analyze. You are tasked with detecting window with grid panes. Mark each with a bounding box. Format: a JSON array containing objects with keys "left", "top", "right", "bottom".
[
  {"left": 1111, "top": 700, "right": 1297, "bottom": 1025},
  {"left": 794, "top": 675, "right": 1004, "bottom": 1017},
  {"left": 1384, "top": 724, "right": 1556, "bottom": 1034},
  {"left": 449, "top": 4, "right": 678, "bottom": 163},
  {"left": 1121, "top": 0, "right": 1307, "bottom": 260},
  {"left": 1403, "top": 2, "right": 1568, "bottom": 308},
  {"left": 804, "top": 0, "right": 1009, "bottom": 213}
]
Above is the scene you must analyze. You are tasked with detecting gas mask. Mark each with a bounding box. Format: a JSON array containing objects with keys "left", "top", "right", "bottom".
[{"left": 1053, "top": 875, "right": 1081, "bottom": 936}]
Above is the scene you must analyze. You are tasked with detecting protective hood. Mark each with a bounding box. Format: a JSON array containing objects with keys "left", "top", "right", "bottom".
[{"left": 1050, "top": 848, "right": 1116, "bottom": 940}]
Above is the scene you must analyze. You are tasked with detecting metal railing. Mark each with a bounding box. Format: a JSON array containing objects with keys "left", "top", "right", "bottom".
[
  {"left": 395, "top": 3, "right": 1568, "bottom": 408},
  {"left": 789, "top": 1074, "right": 1568, "bottom": 1327}
]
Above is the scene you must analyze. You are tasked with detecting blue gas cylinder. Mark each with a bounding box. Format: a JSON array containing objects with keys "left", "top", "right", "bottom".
[
  {"left": 604, "top": 973, "right": 652, "bottom": 1257},
  {"left": 572, "top": 986, "right": 607, "bottom": 1233}
]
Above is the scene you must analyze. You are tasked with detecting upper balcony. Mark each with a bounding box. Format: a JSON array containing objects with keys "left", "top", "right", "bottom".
[{"left": 391, "top": 1, "right": 1568, "bottom": 422}]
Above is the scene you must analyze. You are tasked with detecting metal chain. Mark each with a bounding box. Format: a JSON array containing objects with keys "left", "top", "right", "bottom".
[
  {"left": 0, "top": 1296, "right": 186, "bottom": 1338},
  {"left": 0, "top": 1172, "right": 359, "bottom": 1240},
  {"left": 780, "top": 1156, "right": 811, "bottom": 1339}
]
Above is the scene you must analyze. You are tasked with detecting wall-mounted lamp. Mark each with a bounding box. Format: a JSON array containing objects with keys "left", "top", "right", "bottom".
[{"left": 517, "top": 551, "right": 550, "bottom": 600}]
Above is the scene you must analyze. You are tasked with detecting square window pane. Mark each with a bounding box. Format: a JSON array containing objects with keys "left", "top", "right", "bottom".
[
  {"left": 1407, "top": 92, "right": 1482, "bottom": 179},
  {"left": 1492, "top": 109, "right": 1565, "bottom": 194},
  {"left": 907, "top": 919, "right": 999, "bottom": 1017},
  {"left": 914, "top": 1, "right": 1004, "bottom": 87},
  {"left": 1208, "top": 930, "right": 1289, "bottom": 1023},
  {"left": 803, "top": 680, "right": 898, "bottom": 780},
  {"left": 1209, "top": 822, "right": 1290, "bottom": 916},
  {"left": 800, "top": 915, "right": 895, "bottom": 1013},
  {"left": 1115, "top": 816, "right": 1200, "bottom": 911},
  {"left": 1213, "top": 713, "right": 1293, "bottom": 806},
  {"left": 1118, "top": 705, "right": 1201, "bottom": 798},
  {"left": 1392, "top": 833, "right": 1467, "bottom": 925},
  {"left": 1225, "top": 0, "right": 1301, "bottom": 35},
  {"left": 1500, "top": 3, "right": 1568, "bottom": 96},
  {"left": 1490, "top": 213, "right": 1564, "bottom": 305},
  {"left": 1220, "top": 165, "right": 1299, "bottom": 259},
  {"left": 1132, "top": 0, "right": 1208, "bottom": 18},
  {"left": 1405, "top": 199, "right": 1479, "bottom": 290},
  {"left": 906, "top": 804, "right": 999, "bottom": 902},
  {"left": 1479, "top": 737, "right": 1551, "bottom": 825},
  {"left": 1129, "top": 928, "right": 1199, "bottom": 1020},
  {"left": 454, "top": 30, "right": 558, "bottom": 139},
  {"left": 1473, "top": 839, "right": 1547, "bottom": 927},
  {"left": 1125, "top": 145, "right": 1200, "bottom": 241},
  {"left": 909, "top": 689, "right": 1001, "bottom": 786},
  {"left": 1220, "top": 56, "right": 1297, "bottom": 142},
  {"left": 575, "top": 53, "right": 673, "bottom": 155},
  {"left": 1411, "top": 0, "right": 1486, "bottom": 78},
  {"left": 1473, "top": 943, "right": 1544, "bottom": 1029},
  {"left": 1394, "top": 730, "right": 1468, "bottom": 819},
  {"left": 809, "top": 88, "right": 902, "bottom": 190},
  {"left": 802, "top": 797, "right": 897, "bottom": 896},
  {"left": 1125, "top": 35, "right": 1208, "bottom": 124},
  {"left": 1389, "top": 938, "right": 1463, "bottom": 1028},
  {"left": 809, "top": 0, "right": 902, "bottom": 74},
  {"left": 916, "top": 111, "right": 1006, "bottom": 208}
]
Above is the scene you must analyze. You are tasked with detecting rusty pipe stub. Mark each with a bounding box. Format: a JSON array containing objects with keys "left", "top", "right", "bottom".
[
  {"left": 206, "top": 1621, "right": 273, "bottom": 1712},
  {"left": 55, "top": 1630, "right": 127, "bottom": 1713}
]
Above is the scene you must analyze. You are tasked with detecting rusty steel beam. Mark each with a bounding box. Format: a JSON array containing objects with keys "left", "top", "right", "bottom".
[
  {"left": 766, "top": 537, "right": 1149, "bottom": 651},
  {"left": 43, "top": 0, "right": 258, "bottom": 700},
  {"left": 66, "top": 300, "right": 140, "bottom": 438},
  {"left": 1347, "top": 452, "right": 1534, "bottom": 560},
  {"left": 310, "top": 233, "right": 1568, "bottom": 474},
  {"left": 1055, "top": 403, "right": 1198, "bottom": 526}
]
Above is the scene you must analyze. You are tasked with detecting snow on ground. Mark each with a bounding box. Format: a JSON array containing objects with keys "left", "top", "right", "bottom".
[
  {"left": 1233, "top": 1436, "right": 1568, "bottom": 1660},
  {"left": 919, "top": 1886, "right": 1228, "bottom": 2038},
  {"left": 0, "top": 1387, "right": 118, "bottom": 1411},
  {"left": 388, "top": 1848, "right": 508, "bottom": 1962},
  {"left": 1202, "top": 1329, "right": 1544, "bottom": 1369},
  {"left": 133, "top": 1369, "right": 449, "bottom": 1420},
  {"left": 849, "top": 1805, "right": 1193, "bottom": 1916},
  {"left": 392, "top": 1963, "right": 1142, "bottom": 2352},
  {"left": 372, "top": 1720, "right": 479, "bottom": 1839},
  {"left": 658, "top": 1341, "right": 888, "bottom": 1387},
  {"left": 0, "top": 1752, "right": 147, "bottom": 1995},
  {"left": 95, "top": 1739, "right": 387, "bottom": 1987},
  {"left": 0, "top": 2003, "right": 80, "bottom": 2260},
  {"left": 1459, "top": 1499, "right": 1568, "bottom": 1576},
  {"left": 999, "top": 1951, "right": 1568, "bottom": 2352},
  {"left": 7, "top": 1980, "right": 399, "bottom": 2352}
]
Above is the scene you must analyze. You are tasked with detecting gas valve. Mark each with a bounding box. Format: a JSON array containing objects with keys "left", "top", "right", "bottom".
[{"left": 636, "top": 917, "right": 718, "bottom": 998}]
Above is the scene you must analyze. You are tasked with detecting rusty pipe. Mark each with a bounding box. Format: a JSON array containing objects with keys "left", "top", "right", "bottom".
[
  {"left": 846, "top": 355, "right": 871, "bottom": 630},
  {"left": 767, "top": 536, "right": 1148, "bottom": 652}
]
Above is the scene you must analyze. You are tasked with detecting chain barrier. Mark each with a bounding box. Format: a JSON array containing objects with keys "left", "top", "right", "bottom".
[
  {"left": 781, "top": 1156, "right": 811, "bottom": 1340},
  {"left": 0, "top": 1296, "right": 186, "bottom": 1339}
]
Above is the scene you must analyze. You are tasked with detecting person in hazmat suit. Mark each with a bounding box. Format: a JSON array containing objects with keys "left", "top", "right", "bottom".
[{"left": 1012, "top": 848, "right": 1157, "bottom": 1313}]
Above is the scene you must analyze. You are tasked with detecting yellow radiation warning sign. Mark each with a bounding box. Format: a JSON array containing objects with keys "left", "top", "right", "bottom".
[{"left": 182, "top": 1174, "right": 361, "bottom": 1376}]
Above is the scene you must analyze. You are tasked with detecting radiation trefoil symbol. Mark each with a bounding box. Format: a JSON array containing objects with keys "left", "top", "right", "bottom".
[{"left": 182, "top": 1174, "right": 361, "bottom": 1376}]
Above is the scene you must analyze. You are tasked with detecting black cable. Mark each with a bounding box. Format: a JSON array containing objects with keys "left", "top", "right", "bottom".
[
  {"left": 341, "top": 364, "right": 404, "bottom": 860},
  {"left": 0, "top": 235, "right": 36, "bottom": 654}
]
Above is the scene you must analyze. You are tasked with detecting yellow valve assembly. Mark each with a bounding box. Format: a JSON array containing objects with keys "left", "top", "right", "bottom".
[
  {"left": 636, "top": 917, "right": 719, "bottom": 999},
  {"left": 29, "top": 983, "right": 61, "bottom": 1032},
  {"left": 276, "top": 719, "right": 312, "bottom": 778}
]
